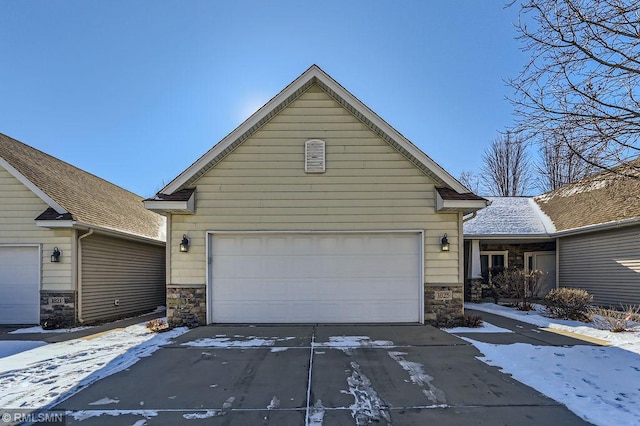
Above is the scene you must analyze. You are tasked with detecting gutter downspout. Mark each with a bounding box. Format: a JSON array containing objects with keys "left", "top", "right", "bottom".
[{"left": 77, "top": 229, "right": 94, "bottom": 323}]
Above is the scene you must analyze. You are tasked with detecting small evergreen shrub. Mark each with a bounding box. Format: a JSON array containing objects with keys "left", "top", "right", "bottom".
[{"left": 544, "top": 288, "right": 592, "bottom": 321}]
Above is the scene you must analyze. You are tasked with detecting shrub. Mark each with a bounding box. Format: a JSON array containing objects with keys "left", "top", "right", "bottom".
[
  {"left": 544, "top": 288, "right": 592, "bottom": 321},
  {"left": 461, "top": 314, "right": 484, "bottom": 328},
  {"left": 146, "top": 318, "right": 170, "bottom": 333},
  {"left": 491, "top": 268, "right": 543, "bottom": 310},
  {"left": 588, "top": 305, "right": 640, "bottom": 332}
]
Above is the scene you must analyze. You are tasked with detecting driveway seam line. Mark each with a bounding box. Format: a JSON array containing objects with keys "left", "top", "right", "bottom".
[{"left": 304, "top": 330, "right": 315, "bottom": 426}]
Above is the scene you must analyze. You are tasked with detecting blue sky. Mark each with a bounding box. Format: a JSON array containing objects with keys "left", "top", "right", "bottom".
[{"left": 0, "top": 1, "right": 527, "bottom": 197}]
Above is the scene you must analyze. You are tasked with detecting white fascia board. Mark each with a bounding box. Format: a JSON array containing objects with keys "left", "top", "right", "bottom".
[
  {"left": 436, "top": 192, "right": 487, "bottom": 212},
  {"left": 0, "top": 157, "right": 67, "bottom": 214},
  {"left": 144, "top": 194, "right": 195, "bottom": 214},
  {"left": 162, "top": 65, "right": 469, "bottom": 195},
  {"left": 36, "top": 220, "right": 75, "bottom": 228}
]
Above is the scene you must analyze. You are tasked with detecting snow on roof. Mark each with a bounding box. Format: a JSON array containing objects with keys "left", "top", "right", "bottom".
[{"left": 463, "top": 197, "right": 556, "bottom": 236}]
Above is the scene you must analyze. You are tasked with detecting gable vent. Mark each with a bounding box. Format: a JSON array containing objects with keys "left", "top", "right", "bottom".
[{"left": 305, "top": 139, "right": 326, "bottom": 173}]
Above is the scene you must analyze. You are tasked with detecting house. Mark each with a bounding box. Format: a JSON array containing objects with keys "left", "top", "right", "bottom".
[
  {"left": 145, "top": 65, "right": 487, "bottom": 327},
  {"left": 0, "top": 133, "right": 166, "bottom": 326},
  {"left": 464, "top": 161, "right": 640, "bottom": 306},
  {"left": 463, "top": 197, "right": 557, "bottom": 299}
]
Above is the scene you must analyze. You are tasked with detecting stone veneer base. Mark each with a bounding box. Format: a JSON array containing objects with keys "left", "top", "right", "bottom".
[{"left": 167, "top": 285, "right": 206, "bottom": 328}]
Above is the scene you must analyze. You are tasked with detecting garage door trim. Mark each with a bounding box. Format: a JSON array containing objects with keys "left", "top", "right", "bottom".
[{"left": 205, "top": 230, "right": 425, "bottom": 324}]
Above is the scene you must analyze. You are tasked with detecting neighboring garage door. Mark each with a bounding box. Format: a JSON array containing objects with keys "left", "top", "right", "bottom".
[
  {"left": 209, "top": 232, "right": 422, "bottom": 323},
  {"left": 0, "top": 246, "right": 40, "bottom": 324}
]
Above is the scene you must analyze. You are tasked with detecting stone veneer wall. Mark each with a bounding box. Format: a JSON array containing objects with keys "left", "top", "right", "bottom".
[
  {"left": 166, "top": 285, "right": 206, "bottom": 328},
  {"left": 40, "top": 291, "right": 76, "bottom": 327},
  {"left": 424, "top": 284, "right": 464, "bottom": 326}
]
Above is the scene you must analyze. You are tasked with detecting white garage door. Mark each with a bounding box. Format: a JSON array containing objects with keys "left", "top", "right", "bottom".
[
  {"left": 209, "top": 232, "right": 422, "bottom": 323},
  {"left": 0, "top": 246, "right": 40, "bottom": 324}
]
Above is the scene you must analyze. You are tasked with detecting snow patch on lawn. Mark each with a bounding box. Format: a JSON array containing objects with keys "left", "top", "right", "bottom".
[
  {"left": 463, "top": 337, "right": 640, "bottom": 426},
  {"left": 464, "top": 303, "right": 640, "bottom": 425},
  {"left": 0, "top": 324, "right": 187, "bottom": 409}
]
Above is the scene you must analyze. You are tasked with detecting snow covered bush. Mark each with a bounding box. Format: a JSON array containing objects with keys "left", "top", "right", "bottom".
[
  {"left": 544, "top": 288, "right": 592, "bottom": 321},
  {"left": 588, "top": 305, "right": 640, "bottom": 332}
]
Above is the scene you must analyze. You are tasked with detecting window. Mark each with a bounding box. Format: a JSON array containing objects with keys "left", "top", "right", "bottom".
[
  {"left": 305, "top": 139, "right": 326, "bottom": 173},
  {"left": 480, "top": 250, "right": 508, "bottom": 284}
]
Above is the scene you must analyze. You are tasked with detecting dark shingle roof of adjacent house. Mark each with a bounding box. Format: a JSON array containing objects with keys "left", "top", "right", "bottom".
[
  {"left": 534, "top": 160, "right": 640, "bottom": 233},
  {"left": 0, "top": 133, "right": 165, "bottom": 241}
]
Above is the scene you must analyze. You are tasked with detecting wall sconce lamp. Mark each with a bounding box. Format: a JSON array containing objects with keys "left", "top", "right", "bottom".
[
  {"left": 51, "top": 247, "right": 61, "bottom": 262},
  {"left": 179, "top": 235, "right": 190, "bottom": 253},
  {"left": 441, "top": 234, "right": 450, "bottom": 252}
]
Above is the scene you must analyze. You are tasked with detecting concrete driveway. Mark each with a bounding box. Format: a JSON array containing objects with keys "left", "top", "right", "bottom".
[{"left": 55, "top": 324, "right": 590, "bottom": 425}]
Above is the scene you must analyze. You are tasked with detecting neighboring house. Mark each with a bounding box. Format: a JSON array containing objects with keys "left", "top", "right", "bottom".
[
  {"left": 464, "top": 161, "right": 640, "bottom": 306},
  {"left": 145, "top": 65, "right": 487, "bottom": 327},
  {"left": 0, "top": 133, "right": 166, "bottom": 326},
  {"left": 463, "top": 197, "right": 557, "bottom": 297}
]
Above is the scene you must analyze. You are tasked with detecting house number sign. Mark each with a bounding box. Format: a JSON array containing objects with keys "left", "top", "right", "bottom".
[
  {"left": 49, "top": 297, "right": 65, "bottom": 304},
  {"left": 434, "top": 291, "right": 453, "bottom": 301}
]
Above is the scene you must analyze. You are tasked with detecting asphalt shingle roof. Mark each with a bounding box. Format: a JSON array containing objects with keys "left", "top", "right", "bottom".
[
  {"left": 0, "top": 133, "right": 165, "bottom": 241},
  {"left": 534, "top": 161, "right": 640, "bottom": 232}
]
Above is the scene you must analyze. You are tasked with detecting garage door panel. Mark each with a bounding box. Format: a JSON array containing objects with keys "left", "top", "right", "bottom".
[
  {"left": 209, "top": 233, "right": 422, "bottom": 323},
  {"left": 0, "top": 246, "right": 40, "bottom": 324}
]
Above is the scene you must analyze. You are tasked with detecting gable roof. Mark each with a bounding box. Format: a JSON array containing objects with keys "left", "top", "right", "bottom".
[
  {"left": 156, "top": 65, "right": 475, "bottom": 197},
  {"left": 535, "top": 160, "right": 640, "bottom": 233},
  {"left": 463, "top": 197, "right": 556, "bottom": 238},
  {"left": 0, "top": 133, "right": 165, "bottom": 242}
]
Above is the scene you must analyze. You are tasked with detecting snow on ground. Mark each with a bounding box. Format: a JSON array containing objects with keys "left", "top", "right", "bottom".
[
  {"left": 9, "top": 325, "right": 92, "bottom": 334},
  {"left": 0, "top": 341, "right": 47, "bottom": 358},
  {"left": 455, "top": 303, "right": 640, "bottom": 426},
  {"left": 444, "top": 321, "right": 513, "bottom": 334},
  {"left": 466, "top": 302, "right": 640, "bottom": 354},
  {"left": 0, "top": 322, "right": 187, "bottom": 409}
]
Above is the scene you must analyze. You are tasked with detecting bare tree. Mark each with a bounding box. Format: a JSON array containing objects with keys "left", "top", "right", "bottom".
[
  {"left": 481, "top": 132, "right": 532, "bottom": 196},
  {"left": 509, "top": 0, "right": 640, "bottom": 177},
  {"left": 459, "top": 170, "right": 482, "bottom": 194},
  {"left": 535, "top": 130, "right": 598, "bottom": 190}
]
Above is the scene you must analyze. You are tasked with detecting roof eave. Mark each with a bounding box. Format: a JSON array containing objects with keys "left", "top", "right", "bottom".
[{"left": 144, "top": 192, "right": 195, "bottom": 214}]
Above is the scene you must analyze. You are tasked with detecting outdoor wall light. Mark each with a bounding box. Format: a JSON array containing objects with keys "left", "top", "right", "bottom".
[
  {"left": 51, "top": 247, "right": 61, "bottom": 262},
  {"left": 179, "top": 235, "right": 190, "bottom": 253},
  {"left": 441, "top": 234, "right": 450, "bottom": 252}
]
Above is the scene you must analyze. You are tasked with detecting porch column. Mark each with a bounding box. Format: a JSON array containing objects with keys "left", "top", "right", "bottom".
[
  {"left": 470, "top": 239, "right": 482, "bottom": 278},
  {"left": 468, "top": 239, "right": 483, "bottom": 303}
]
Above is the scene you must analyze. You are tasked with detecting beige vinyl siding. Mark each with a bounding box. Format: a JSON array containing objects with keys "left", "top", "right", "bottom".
[
  {"left": 171, "top": 84, "right": 460, "bottom": 285},
  {"left": 0, "top": 166, "right": 73, "bottom": 291},
  {"left": 559, "top": 226, "right": 640, "bottom": 306},
  {"left": 80, "top": 234, "right": 165, "bottom": 323}
]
